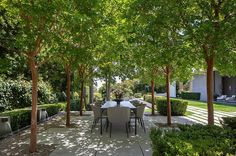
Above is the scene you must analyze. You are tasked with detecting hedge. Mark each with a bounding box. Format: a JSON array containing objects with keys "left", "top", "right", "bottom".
[
  {"left": 150, "top": 125, "right": 236, "bottom": 156},
  {"left": 220, "top": 116, "right": 236, "bottom": 129},
  {"left": 156, "top": 99, "right": 188, "bottom": 116},
  {"left": 0, "top": 77, "right": 58, "bottom": 110},
  {"left": 134, "top": 93, "right": 142, "bottom": 98},
  {"left": 0, "top": 103, "right": 65, "bottom": 132},
  {"left": 181, "top": 92, "right": 201, "bottom": 100}
]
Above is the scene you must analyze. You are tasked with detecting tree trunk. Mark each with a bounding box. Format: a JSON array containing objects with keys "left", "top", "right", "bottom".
[
  {"left": 166, "top": 65, "right": 171, "bottom": 126},
  {"left": 151, "top": 79, "right": 155, "bottom": 115},
  {"left": 80, "top": 81, "right": 84, "bottom": 116},
  {"left": 65, "top": 64, "right": 71, "bottom": 127},
  {"left": 206, "top": 56, "right": 214, "bottom": 125},
  {"left": 107, "top": 77, "right": 111, "bottom": 101},
  {"left": 29, "top": 57, "right": 38, "bottom": 153},
  {"left": 89, "top": 81, "right": 94, "bottom": 104},
  {"left": 105, "top": 77, "right": 108, "bottom": 101},
  {"left": 83, "top": 86, "right": 87, "bottom": 106}
]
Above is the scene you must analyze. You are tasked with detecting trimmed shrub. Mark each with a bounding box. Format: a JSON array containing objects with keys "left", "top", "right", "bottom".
[
  {"left": 38, "top": 103, "right": 66, "bottom": 117},
  {"left": 150, "top": 125, "right": 236, "bottom": 156},
  {"left": 70, "top": 100, "right": 80, "bottom": 111},
  {"left": 0, "top": 77, "right": 58, "bottom": 110},
  {"left": 144, "top": 94, "right": 152, "bottom": 103},
  {"left": 181, "top": 92, "right": 201, "bottom": 100},
  {"left": 220, "top": 117, "right": 236, "bottom": 129},
  {"left": 156, "top": 99, "right": 188, "bottom": 116},
  {"left": 0, "top": 103, "right": 65, "bottom": 132},
  {"left": 134, "top": 93, "right": 142, "bottom": 98}
]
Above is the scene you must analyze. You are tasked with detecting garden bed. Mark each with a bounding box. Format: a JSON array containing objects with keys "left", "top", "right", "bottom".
[{"left": 150, "top": 124, "right": 236, "bottom": 156}]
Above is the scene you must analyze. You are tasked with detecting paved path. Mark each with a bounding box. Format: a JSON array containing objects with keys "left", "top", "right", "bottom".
[
  {"left": 135, "top": 98, "right": 236, "bottom": 126},
  {"left": 186, "top": 106, "right": 236, "bottom": 126}
]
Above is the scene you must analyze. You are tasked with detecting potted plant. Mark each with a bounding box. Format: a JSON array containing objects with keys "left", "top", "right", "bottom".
[{"left": 113, "top": 89, "right": 124, "bottom": 105}]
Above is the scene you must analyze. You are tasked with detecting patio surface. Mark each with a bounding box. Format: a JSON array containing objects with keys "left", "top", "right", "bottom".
[{"left": 0, "top": 111, "right": 196, "bottom": 156}]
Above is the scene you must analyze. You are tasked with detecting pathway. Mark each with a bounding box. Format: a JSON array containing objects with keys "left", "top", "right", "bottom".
[{"left": 136, "top": 98, "right": 236, "bottom": 126}]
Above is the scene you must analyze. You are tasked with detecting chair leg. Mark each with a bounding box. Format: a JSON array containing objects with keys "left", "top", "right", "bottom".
[
  {"left": 106, "top": 118, "right": 109, "bottom": 132},
  {"left": 141, "top": 119, "right": 146, "bottom": 133},
  {"left": 125, "top": 122, "right": 129, "bottom": 138},
  {"left": 110, "top": 123, "right": 112, "bottom": 138},
  {"left": 91, "top": 120, "right": 95, "bottom": 133}
]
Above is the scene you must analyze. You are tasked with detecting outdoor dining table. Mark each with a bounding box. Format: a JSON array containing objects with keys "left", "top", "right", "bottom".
[{"left": 100, "top": 100, "right": 137, "bottom": 135}]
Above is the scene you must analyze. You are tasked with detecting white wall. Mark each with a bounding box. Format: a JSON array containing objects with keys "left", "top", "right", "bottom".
[
  {"left": 170, "top": 82, "right": 176, "bottom": 97},
  {"left": 191, "top": 75, "right": 207, "bottom": 101}
]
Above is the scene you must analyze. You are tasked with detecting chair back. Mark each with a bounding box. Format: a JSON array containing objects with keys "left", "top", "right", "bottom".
[
  {"left": 136, "top": 104, "right": 146, "bottom": 118},
  {"left": 107, "top": 107, "right": 130, "bottom": 124},
  {"left": 91, "top": 104, "right": 100, "bottom": 120}
]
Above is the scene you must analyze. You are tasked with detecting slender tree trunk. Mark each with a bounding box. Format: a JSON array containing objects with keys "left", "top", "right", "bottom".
[
  {"left": 29, "top": 56, "right": 38, "bottom": 153},
  {"left": 80, "top": 81, "right": 84, "bottom": 116},
  {"left": 105, "top": 77, "right": 108, "bottom": 101},
  {"left": 166, "top": 65, "right": 171, "bottom": 126},
  {"left": 151, "top": 79, "right": 155, "bottom": 115},
  {"left": 89, "top": 81, "right": 94, "bottom": 104},
  {"left": 83, "top": 86, "right": 87, "bottom": 106},
  {"left": 65, "top": 64, "right": 71, "bottom": 127},
  {"left": 107, "top": 76, "right": 111, "bottom": 101},
  {"left": 206, "top": 56, "right": 214, "bottom": 125}
]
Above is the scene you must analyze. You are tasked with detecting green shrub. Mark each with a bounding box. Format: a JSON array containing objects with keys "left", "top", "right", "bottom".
[
  {"left": 0, "top": 77, "right": 58, "bottom": 110},
  {"left": 0, "top": 103, "right": 65, "bottom": 132},
  {"left": 70, "top": 100, "right": 80, "bottom": 111},
  {"left": 220, "top": 117, "right": 236, "bottom": 129},
  {"left": 156, "top": 99, "right": 188, "bottom": 116},
  {"left": 134, "top": 93, "right": 142, "bottom": 98},
  {"left": 38, "top": 103, "right": 66, "bottom": 117},
  {"left": 150, "top": 125, "right": 236, "bottom": 156},
  {"left": 181, "top": 92, "right": 201, "bottom": 100},
  {"left": 144, "top": 94, "right": 152, "bottom": 103}
]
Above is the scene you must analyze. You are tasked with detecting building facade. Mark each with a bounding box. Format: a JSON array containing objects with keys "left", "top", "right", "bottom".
[{"left": 191, "top": 72, "right": 236, "bottom": 101}]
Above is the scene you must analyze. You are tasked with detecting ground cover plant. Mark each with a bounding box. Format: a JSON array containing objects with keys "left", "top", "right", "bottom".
[{"left": 150, "top": 124, "right": 236, "bottom": 156}]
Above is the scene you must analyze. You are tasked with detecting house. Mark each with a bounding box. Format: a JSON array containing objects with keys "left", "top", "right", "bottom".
[{"left": 190, "top": 71, "right": 236, "bottom": 101}]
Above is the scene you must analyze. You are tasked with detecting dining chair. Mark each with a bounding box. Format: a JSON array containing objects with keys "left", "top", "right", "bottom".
[
  {"left": 91, "top": 104, "right": 107, "bottom": 132},
  {"left": 131, "top": 104, "right": 146, "bottom": 133},
  {"left": 107, "top": 107, "right": 130, "bottom": 138}
]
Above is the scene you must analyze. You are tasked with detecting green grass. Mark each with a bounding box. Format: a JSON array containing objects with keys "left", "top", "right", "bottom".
[
  {"left": 185, "top": 111, "right": 193, "bottom": 116},
  {"left": 181, "top": 99, "right": 236, "bottom": 112}
]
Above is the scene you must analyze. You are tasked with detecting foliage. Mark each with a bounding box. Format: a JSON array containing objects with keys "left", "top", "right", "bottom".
[
  {"left": 70, "top": 100, "right": 80, "bottom": 111},
  {"left": 150, "top": 125, "right": 236, "bottom": 156},
  {"left": 0, "top": 77, "right": 57, "bottom": 110},
  {"left": 134, "top": 93, "right": 142, "bottom": 98},
  {"left": 181, "top": 92, "right": 201, "bottom": 101},
  {"left": 156, "top": 99, "right": 188, "bottom": 116},
  {"left": 0, "top": 103, "right": 65, "bottom": 132},
  {"left": 220, "top": 117, "right": 236, "bottom": 130},
  {"left": 38, "top": 103, "right": 65, "bottom": 117}
]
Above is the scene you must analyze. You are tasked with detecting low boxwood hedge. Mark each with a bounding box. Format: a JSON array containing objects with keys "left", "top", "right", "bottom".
[
  {"left": 157, "top": 99, "right": 188, "bottom": 116},
  {"left": 220, "top": 116, "right": 236, "bottom": 129},
  {"left": 0, "top": 103, "right": 65, "bottom": 132},
  {"left": 181, "top": 92, "right": 201, "bottom": 100},
  {"left": 150, "top": 125, "right": 236, "bottom": 156}
]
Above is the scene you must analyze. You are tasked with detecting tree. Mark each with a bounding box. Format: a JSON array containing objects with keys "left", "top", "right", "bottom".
[
  {"left": 8, "top": 0, "right": 64, "bottom": 152},
  {"left": 127, "top": 0, "right": 195, "bottom": 125},
  {"left": 179, "top": 0, "right": 236, "bottom": 124}
]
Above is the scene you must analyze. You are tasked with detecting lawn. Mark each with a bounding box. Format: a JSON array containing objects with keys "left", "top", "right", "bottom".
[{"left": 182, "top": 99, "right": 236, "bottom": 112}]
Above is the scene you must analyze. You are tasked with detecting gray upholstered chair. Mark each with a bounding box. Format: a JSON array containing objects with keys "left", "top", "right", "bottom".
[
  {"left": 91, "top": 104, "right": 107, "bottom": 132},
  {"left": 107, "top": 107, "right": 130, "bottom": 138},
  {"left": 131, "top": 104, "right": 146, "bottom": 133}
]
